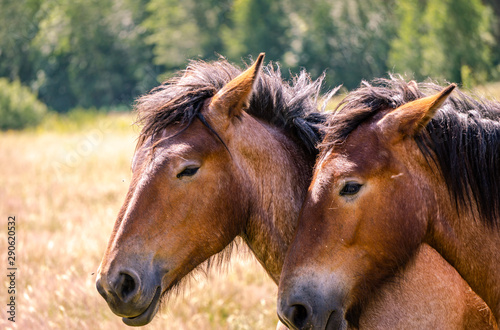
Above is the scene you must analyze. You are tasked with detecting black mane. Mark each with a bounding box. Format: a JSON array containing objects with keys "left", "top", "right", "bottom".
[
  {"left": 322, "top": 77, "right": 500, "bottom": 227},
  {"left": 135, "top": 57, "right": 331, "bottom": 154}
]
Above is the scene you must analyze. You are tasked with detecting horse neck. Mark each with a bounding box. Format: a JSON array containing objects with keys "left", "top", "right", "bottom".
[
  {"left": 427, "top": 183, "right": 500, "bottom": 319},
  {"left": 233, "top": 116, "right": 315, "bottom": 283}
]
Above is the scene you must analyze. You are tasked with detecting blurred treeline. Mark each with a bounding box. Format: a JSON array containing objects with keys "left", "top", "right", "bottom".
[{"left": 1, "top": 0, "right": 499, "bottom": 113}]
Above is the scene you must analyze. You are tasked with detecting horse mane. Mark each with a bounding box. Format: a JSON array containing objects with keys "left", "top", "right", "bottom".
[
  {"left": 321, "top": 76, "right": 500, "bottom": 227},
  {"left": 135, "top": 57, "right": 331, "bottom": 155}
]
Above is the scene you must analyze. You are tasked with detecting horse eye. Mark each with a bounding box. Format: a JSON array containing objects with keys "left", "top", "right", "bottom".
[
  {"left": 340, "top": 182, "right": 362, "bottom": 196},
  {"left": 176, "top": 167, "right": 199, "bottom": 179}
]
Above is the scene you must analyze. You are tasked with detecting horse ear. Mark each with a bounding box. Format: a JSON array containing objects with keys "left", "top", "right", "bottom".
[
  {"left": 210, "top": 53, "right": 265, "bottom": 118},
  {"left": 378, "top": 84, "right": 456, "bottom": 141}
]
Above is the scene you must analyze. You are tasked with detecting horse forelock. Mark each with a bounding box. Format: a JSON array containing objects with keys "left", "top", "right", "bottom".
[
  {"left": 321, "top": 76, "right": 500, "bottom": 227},
  {"left": 134, "top": 58, "right": 331, "bottom": 155}
]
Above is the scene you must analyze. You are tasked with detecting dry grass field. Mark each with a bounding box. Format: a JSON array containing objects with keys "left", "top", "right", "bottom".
[{"left": 0, "top": 112, "right": 278, "bottom": 329}]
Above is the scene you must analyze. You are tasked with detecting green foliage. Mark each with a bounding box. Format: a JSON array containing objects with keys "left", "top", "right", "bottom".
[
  {"left": 144, "top": 0, "right": 203, "bottom": 68},
  {"left": 143, "top": 0, "right": 232, "bottom": 69},
  {"left": 289, "top": 0, "right": 396, "bottom": 89},
  {"left": 38, "top": 0, "right": 158, "bottom": 111},
  {"left": 0, "top": 0, "right": 500, "bottom": 116},
  {"left": 0, "top": 0, "right": 42, "bottom": 83},
  {"left": 222, "top": 0, "right": 291, "bottom": 63},
  {"left": 0, "top": 78, "right": 48, "bottom": 130},
  {"left": 389, "top": 0, "right": 494, "bottom": 84},
  {"left": 1, "top": 0, "right": 158, "bottom": 112},
  {"left": 484, "top": 0, "right": 500, "bottom": 74}
]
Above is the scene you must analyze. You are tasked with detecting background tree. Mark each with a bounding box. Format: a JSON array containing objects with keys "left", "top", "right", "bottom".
[
  {"left": 222, "top": 0, "right": 291, "bottom": 63},
  {"left": 484, "top": 0, "right": 500, "bottom": 78},
  {"left": 0, "top": 0, "right": 499, "bottom": 114},
  {"left": 0, "top": 0, "right": 42, "bottom": 84},
  {"left": 389, "top": 0, "right": 494, "bottom": 86},
  {"left": 144, "top": 0, "right": 232, "bottom": 71},
  {"left": 289, "top": 0, "right": 396, "bottom": 89},
  {"left": 32, "top": 0, "right": 158, "bottom": 111}
]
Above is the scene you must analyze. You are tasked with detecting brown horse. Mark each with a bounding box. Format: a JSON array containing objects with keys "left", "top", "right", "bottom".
[
  {"left": 95, "top": 56, "right": 493, "bottom": 328},
  {"left": 277, "top": 78, "right": 500, "bottom": 329}
]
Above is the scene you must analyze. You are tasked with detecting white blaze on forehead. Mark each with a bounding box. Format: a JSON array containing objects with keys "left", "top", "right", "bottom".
[
  {"left": 159, "top": 142, "right": 193, "bottom": 159},
  {"left": 310, "top": 150, "right": 333, "bottom": 203},
  {"left": 145, "top": 142, "right": 194, "bottom": 170},
  {"left": 310, "top": 151, "right": 356, "bottom": 203}
]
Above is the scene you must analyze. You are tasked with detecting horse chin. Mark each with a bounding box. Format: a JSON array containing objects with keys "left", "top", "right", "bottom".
[{"left": 122, "top": 286, "right": 162, "bottom": 326}]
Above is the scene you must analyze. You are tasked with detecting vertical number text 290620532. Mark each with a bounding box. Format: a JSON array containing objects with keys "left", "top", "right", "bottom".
[{"left": 7, "top": 216, "right": 16, "bottom": 322}]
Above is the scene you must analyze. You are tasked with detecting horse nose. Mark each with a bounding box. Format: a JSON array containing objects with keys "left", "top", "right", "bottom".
[
  {"left": 279, "top": 301, "right": 346, "bottom": 330},
  {"left": 279, "top": 303, "right": 312, "bottom": 329},
  {"left": 96, "top": 269, "right": 141, "bottom": 304},
  {"left": 278, "top": 287, "right": 348, "bottom": 330},
  {"left": 96, "top": 275, "right": 108, "bottom": 300},
  {"left": 112, "top": 269, "right": 141, "bottom": 303}
]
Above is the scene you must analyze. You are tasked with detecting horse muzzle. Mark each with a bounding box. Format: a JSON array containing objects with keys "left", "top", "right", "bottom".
[
  {"left": 96, "top": 267, "right": 162, "bottom": 326},
  {"left": 277, "top": 274, "right": 349, "bottom": 330}
]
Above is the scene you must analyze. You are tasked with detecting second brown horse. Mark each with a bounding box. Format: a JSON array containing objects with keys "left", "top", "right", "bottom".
[{"left": 278, "top": 78, "right": 500, "bottom": 329}]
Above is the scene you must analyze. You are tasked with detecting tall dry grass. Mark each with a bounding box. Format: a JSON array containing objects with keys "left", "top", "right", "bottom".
[{"left": 0, "top": 113, "right": 278, "bottom": 329}]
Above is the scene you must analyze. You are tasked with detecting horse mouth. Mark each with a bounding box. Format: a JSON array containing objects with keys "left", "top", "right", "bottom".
[{"left": 122, "top": 287, "right": 162, "bottom": 326}]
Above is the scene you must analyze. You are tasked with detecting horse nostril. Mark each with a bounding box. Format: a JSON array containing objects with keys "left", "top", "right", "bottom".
[
  {"left": 121, "top": 273, "right": 135, "bottom": 296},
  {"left": 283, "top": 304, "right": 311, "bottom": 329},
  {"left": 113, "top": 270, "right": 140, "bottom": 303}
]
